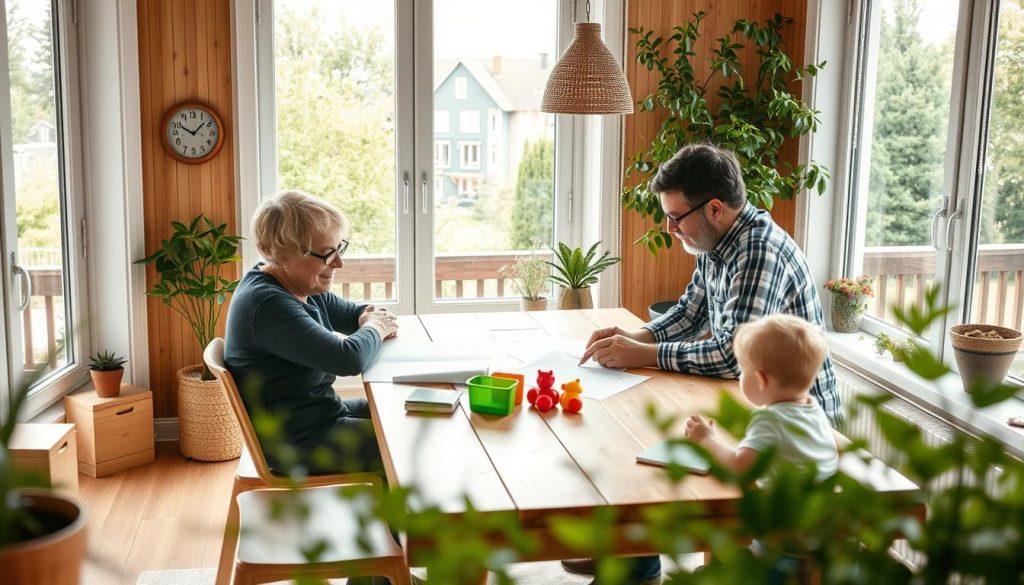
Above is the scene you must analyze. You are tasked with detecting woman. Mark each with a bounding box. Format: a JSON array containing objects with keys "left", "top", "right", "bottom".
[{"left": 224, "top": 190, "right": 398, "bottom": 475}]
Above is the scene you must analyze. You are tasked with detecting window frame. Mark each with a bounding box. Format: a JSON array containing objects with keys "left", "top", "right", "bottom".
[
  {"left": 0, "top": 0, "right": 91, "bottom": 419},
  {"left": 458, "top": 140, "right": 480, "bottom": 170},
  {"left": 433, "top": 139, "right": 450, "bottom": 168},
  {"left": 458, "top": 109, "right": 480, "bottom": 134}
]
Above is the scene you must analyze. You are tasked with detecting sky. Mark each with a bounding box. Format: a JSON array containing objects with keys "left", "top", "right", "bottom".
[{"left": 275, "top": 0, "right": 557, "bottom": 60}]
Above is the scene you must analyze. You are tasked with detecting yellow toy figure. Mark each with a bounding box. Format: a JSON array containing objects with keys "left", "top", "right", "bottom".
[{"left": 559, "top": 379, "right": 583, "bottom": 413}]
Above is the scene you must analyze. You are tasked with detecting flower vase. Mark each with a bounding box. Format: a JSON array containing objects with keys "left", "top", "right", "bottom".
[{"left": 831, "top": 291, "right": 867, "bottom": 333}]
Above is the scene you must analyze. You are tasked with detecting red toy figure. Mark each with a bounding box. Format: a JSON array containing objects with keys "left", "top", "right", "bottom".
[
  {"left": 527, "top": 369, "right": 559, "bottom": 410},
  {"left": 559, "top": 379, "right": 583, "bottom": 414}
]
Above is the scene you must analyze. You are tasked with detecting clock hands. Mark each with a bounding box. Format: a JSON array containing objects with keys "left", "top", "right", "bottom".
[{"left": 179, "top": 122, "right": 206, "bottom": 136}]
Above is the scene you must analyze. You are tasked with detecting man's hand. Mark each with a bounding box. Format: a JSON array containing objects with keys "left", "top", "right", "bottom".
[
  {"left": 579, "top": 327, "right": 657, "bottom": 368},
  {"left": 684, "top": 415, "right": 715, "bottom": 443}
]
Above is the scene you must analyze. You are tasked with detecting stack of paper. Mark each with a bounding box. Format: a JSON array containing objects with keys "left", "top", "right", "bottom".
[
  {"left": 362, "top": 339, "right": 493, "bottom": 383},
  {"left": 635, "top": 440, "right": 710, "bottom": 475},
  {"left": 510, "top": 350, "right": 650, "bottom": 400}
]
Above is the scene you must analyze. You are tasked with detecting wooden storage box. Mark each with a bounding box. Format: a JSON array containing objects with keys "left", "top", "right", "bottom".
[
  {"left": 9, "top": 423, "right": 79, "bottom": 499},
  {"left": 64, "top": 385, "right": 155, "bottom": 478}
]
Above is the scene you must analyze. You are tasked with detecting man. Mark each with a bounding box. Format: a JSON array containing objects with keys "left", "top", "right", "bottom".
[{"left": 564, "top": 143, "right": 841, "bottom": 585}]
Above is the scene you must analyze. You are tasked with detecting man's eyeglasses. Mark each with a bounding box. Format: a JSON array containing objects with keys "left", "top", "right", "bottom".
[
  {"left": 665, "top": 198, "right": 712, "bottom": 226},
  {"left": 307, "top": 240, "right": 349, "bottom": 265}
]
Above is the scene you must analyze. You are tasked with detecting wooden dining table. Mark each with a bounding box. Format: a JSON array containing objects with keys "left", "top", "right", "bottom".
[{"left": 365, "top": 308, "right": 923, "bottom": 573}]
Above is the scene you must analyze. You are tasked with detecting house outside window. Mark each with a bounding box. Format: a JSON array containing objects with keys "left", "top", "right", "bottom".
[
  {"left": 434, "top": 110, "right": 450, "bottom": 133},
  {"left": 459, "top": 141, "right": 481, "bottom": 170},
  {"left": 434, "top": 141, "right": 451, "bottom": 168},
  {"left": 459, "top": 110, "right": 480, "bottom": 134}
]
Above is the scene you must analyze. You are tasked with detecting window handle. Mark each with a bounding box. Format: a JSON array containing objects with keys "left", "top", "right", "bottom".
[
  {"left": 420, "top": 172, "right": 429, "bottom": 214},
  {"left": 945, "top": 198, "right": 963, "bottom": 252},
  {"left": 11, "top": 254, "right": 31, "bottom": 311},
  {"left": 402, "top": 172, "right": 410, "bottom": 214},
  {"left": 930, "top": 196, "right": 948, "bottom": 250}
]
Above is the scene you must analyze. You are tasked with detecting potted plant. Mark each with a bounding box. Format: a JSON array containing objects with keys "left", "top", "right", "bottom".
[
  {"left": 949, "top": 324, "right": 1023, "bottom": 393},
  {"left": 547, "top": 241, "right": 621, "bottom": 310},
  {"left": 87, "top": 351, "right": 127, "bottom": 398},
  {"left": 135, "top": 214, "right": 244, "bottom": 461},
  {"left": 873, "top": 331, "right": 920, "bottom": 363},
  {"left": 623, "top": 12, "right": 830, "bottom": 254},
  {"left": 824, "top": 275, "right": 875, "bottom": 332},
  {"left": 0, "top": 358, "right": 88, "bottom": 585},
  {"left": 501, "top": 248, "right": 550, "bottom": 311}
]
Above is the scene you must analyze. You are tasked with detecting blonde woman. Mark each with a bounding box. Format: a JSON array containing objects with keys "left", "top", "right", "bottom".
[{"left": 225, "top": 190, "right": 397, "bottom": 475}]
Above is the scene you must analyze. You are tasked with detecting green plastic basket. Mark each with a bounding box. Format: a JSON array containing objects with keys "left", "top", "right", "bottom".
[{"left": 467, "top": 375, "right": 517, "bottom": 416}]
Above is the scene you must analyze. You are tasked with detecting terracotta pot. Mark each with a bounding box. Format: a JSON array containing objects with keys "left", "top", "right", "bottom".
[
  {"left": 89, "top": 368, "right": 124, "bottom": 398},
  {"left": 0, "top": 490, "right": 88, "bottom": 585},
  {"left": 519, "top": 297, "right": 547, "bottom": 311},
  {"left": 557, "top": 287, "right": 593, "bottom": 310},
  {"left": 950, "top": 324, "right": 1023, "bottom": 392}
]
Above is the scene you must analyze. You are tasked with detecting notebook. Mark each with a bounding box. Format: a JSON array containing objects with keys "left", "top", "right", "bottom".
[
  {"left": 362, "top": 339, "right": 491, "bottom": 384},
  {"left": 635, "top": 440, "right": 711, "bottom": 475},
  {"left": 404, "top": 387, "right": 462, "bottom": 414}
]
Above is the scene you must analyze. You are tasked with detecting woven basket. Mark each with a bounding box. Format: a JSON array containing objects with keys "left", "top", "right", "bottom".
[
  {"left": 176, "top": 365, "right": 242, "bottom": 461},
  {"left": 949, "top": 324, "right": 1023, "bottom": 354}
]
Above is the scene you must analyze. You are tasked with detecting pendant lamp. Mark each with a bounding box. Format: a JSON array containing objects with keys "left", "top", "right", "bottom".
[{"left": 541, "top": 19, "right": 634, "bottom": 115}]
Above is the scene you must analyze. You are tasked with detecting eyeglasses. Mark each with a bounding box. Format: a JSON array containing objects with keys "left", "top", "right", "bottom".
[
  {"left": 665, "top": 198, "right": 712, "bottom": 226},
  {"left": 306, "top": 240, "right": 349, "bottom": 265}
]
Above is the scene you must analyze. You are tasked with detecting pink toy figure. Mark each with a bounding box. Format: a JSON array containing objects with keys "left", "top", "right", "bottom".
[
  {"left": 536, "top": 369, "right": 555, "bottom": 390},
  {"left": 528, "top": 369, "right": 559, "bottom": 408},
  {"left": 560, "top": 379, "right": 583, "bottom": 413}
]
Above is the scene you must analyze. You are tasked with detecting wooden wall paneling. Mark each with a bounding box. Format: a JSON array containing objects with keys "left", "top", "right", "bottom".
[
  {"left": 138, "top": 0, "right": 237, "bottom": 418},
  {"left": 621, "top": 0, "right": 808, "bottom": 318}
]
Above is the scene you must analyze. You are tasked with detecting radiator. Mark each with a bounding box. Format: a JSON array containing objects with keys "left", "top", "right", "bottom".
[{"left": 835, "top": 366, "right": 1004, "bottom": 574}]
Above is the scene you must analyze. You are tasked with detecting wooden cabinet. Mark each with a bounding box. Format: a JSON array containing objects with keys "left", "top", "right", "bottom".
[
  {"left": 9, "top": 423, "right": 79, "bottom": 499},
  {"left": 64, "top": 385, "right": 155, "bottom": 478}
]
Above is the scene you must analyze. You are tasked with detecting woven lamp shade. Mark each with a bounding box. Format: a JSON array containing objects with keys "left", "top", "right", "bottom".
[{"left": 542, "top": 22, "right": 634, "bottom": 115}]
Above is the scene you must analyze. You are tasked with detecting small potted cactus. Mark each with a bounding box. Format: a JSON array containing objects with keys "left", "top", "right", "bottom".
[{"left": 88, "top": 351, "right": 127, "bottom": 398}]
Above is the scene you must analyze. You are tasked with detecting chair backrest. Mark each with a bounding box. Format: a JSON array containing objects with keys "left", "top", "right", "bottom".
[{"left": 204, "top": 338, "right": 284, "bottom": 486}]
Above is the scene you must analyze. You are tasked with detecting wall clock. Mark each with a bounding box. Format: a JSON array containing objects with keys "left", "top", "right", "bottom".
[{"left": 161, "top": 103, "right": 224, "bottom": 164}]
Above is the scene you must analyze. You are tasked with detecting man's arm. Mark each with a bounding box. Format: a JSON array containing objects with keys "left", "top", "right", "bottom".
[
  {"left": 643, "top": 265, "right": 710, "bottom": 343},
  {"left": 657, "top": 243, "right": 786, "bottom": 375}
]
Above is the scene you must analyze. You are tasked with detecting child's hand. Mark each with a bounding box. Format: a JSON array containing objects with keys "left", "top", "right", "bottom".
[{"left": 684, "top": 415, "right": 715, "bottom": 443}]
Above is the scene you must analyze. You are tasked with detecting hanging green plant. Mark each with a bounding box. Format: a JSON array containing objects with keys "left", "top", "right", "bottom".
[{"left": 623, "top": 11, "right": 831, "bottom": 254}]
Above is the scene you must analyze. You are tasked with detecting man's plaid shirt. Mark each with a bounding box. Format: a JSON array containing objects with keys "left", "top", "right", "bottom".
[{"left": 643, "top": 203, "right": 842, "bottom": 426}]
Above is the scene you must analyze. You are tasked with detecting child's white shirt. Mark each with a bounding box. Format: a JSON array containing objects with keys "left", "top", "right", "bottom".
[{"left": 737, "top": 401, "right": 839, "bottom": 481}]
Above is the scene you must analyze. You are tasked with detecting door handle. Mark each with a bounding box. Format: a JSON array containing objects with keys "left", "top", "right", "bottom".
[
  {"left": 420, "top": 172, "right": 429, "bottom": 214},
  {"left": 12, "top": 254, "right": 31, "bottom": 310},
  {"left": 930, "top": 196, "right": 948, "bottom": 250},
  {"left": 945, "top": 198, "right": 963, "bottom": 252},
  {"left": 402, "top": 172, "right": 410, "bottom": 214}
]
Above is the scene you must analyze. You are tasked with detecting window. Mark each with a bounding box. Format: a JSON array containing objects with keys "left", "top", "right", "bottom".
[
  {"left": 459, "top": 141, "right": 481, "bottom": 170},
  {"left": 1, "top": 0, "right": 87, "bottom": 415},
  {"left": 488, "top": 142, "right": 499, "bottom": 171},
  {"left": 459, "top": 110, "right": 480, "bottom": 134},
  {"left": 434, "top": 141, "right": 450, "bottom": 168},
  {"left": 488, "top": 108, "right": 500, "bottom": 134},
  {"left": 839, "top": 0, "right": 1024, "bottom": 381},
  {"left": 434, "top": 110, "right": 450, "bottom": 133},
  {"left": 256, "top": 0, "right": 577, "bottom": 313}
]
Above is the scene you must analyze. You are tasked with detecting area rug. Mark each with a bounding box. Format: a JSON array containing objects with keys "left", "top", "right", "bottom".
[{"left": 137, "top": 554, "right": 702, "bottom": 584}]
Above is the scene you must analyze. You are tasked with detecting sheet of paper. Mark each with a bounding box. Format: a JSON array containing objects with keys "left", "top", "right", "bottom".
[
  {"left": 509, "top": 350, "right": 650, "bottom": 401},
  {"left": 361, "top": 339, "right": 494, "bottom": 383}
]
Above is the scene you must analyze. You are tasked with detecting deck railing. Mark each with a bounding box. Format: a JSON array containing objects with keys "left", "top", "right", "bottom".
[{"left": 21, "top": 245, "right": 1024, "bottom": 373}]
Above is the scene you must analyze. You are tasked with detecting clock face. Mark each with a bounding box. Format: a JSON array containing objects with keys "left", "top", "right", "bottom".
[{"left": 164, "top": 105, "right": 222, "bottom": 163}]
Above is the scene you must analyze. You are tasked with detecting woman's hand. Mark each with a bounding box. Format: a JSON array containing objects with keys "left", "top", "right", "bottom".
[
  {"left": 684, "top": 415, "right": 715, "bottom": 443},
  {"left": 362, "top": 308, "right": 398, "bottom": 340}
]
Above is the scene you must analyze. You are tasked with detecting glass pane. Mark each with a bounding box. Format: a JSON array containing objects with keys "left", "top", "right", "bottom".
[
  {"left": 973, "top": 0, "right": 1024, "bottom": 378},
  {"left": 272, "top": 1, "right": 397, "bottom": 302},
  {"left": 6, "top": 0, "right": 70, "bottom": 381},
  {"left": 855, "top": 0, "right": 958, "bottom": 332},
  {"left": 432, "top": 0, "right": 556, "bottom": 301}
]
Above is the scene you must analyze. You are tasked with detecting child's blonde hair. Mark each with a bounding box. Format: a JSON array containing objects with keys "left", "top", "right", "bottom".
[{"left": 733, "top": 314, "right": 827, "bottom": 392}]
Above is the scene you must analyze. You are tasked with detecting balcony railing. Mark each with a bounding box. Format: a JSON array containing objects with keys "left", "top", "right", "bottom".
[{"left": 20, "top": 245, "right": 1024, "bottom": 374}]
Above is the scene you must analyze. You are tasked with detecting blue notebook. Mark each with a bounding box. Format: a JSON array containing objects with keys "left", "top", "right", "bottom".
[{"left": 635, "top": 440, "right": 711, "bottom": 475}]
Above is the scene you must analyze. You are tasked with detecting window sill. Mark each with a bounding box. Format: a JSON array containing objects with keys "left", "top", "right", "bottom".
[{"left": 828, "top": 331, "right": 1024, "bottom": 460}]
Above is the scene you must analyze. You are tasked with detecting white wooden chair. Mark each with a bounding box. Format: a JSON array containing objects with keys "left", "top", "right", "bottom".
[{"left": 204, "top": 338, "right": 411, "bottom": 585}]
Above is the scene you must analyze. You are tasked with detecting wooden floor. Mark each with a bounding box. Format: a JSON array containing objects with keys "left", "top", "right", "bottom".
[{"left": 79, "top": 441, "right": 238, "bottom": 585}]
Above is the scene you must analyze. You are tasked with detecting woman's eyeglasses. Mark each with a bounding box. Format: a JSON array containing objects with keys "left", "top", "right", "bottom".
[{"left": 307, "top": 240, "right": 349, "bottom": 265}]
